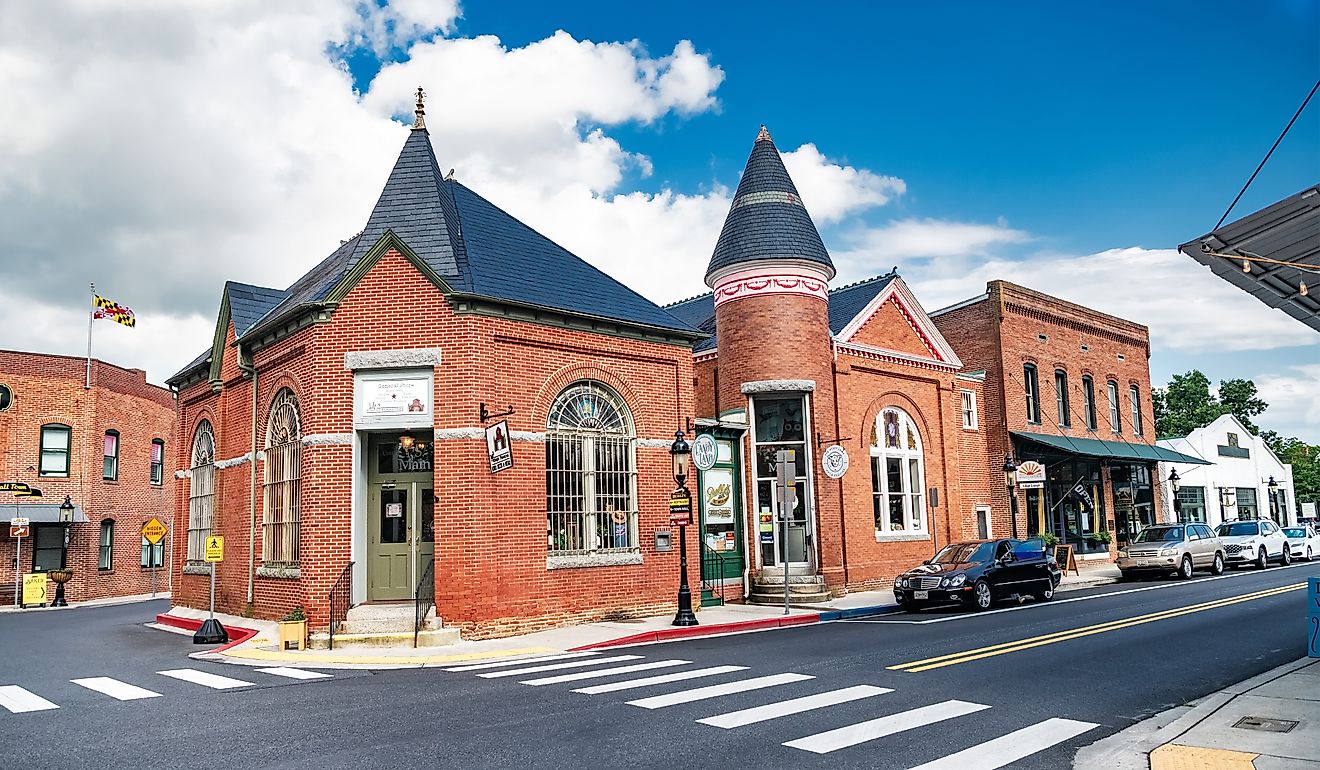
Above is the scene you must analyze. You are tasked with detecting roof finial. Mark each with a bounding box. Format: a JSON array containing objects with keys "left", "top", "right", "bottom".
[
  {"left": 756, "top": 124, "right": 772, "bottom": 142},
  {"left": 413, "top": 86, "right": 426, "bottom": 130}
]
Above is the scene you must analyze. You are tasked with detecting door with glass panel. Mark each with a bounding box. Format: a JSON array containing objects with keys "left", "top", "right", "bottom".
[
  {"left": 366, "top": 432, "right": 434, "bottom": 601},
  {"left": 752, "top": 396, "right": 812, "bottom": 568}
]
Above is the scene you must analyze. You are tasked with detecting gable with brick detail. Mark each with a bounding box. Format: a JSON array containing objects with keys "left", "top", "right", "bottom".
[{"left": 834, "top": 276, "right": 962, "bottom": 370}]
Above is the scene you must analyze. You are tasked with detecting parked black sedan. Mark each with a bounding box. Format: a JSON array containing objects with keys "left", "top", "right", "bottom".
[{"left": 893, "top": 538, "right": 1062, "bottom": 611}]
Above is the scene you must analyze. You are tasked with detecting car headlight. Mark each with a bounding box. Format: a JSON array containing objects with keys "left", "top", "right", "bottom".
[
  {"left": 897, "top": 577, "right": 908, "bottom": 588},
  {"left": 1160, "top": 548, "right": 1178, "bottom": 556},
  {"left": 949, "top": 574, "right": 966, "bottom": 587},
  {"left": 1117, "top": 549, "right": 1128, "bottom": 558},
  {"left": 940, "top": 577, "right": 951, "bottom": 587}
]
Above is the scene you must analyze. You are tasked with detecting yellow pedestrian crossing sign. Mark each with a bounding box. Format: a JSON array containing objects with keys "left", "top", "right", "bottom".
[
  {"left": 141, "top": 518, "right": 167, "bottom": 545},
  {"left": 204, "top": 535, "right": 224, "bottom": 562}
]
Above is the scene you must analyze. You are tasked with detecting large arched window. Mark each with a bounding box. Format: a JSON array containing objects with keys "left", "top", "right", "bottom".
[
  {"left": 870, "top": 407, "right": 927, "bottom": 535},
  {"left": 263, "top": 389, "right": 301, "bottom": 567},
  {"left": 187, "top": 420, "right": 216, "bottom": 561},
  {"left": 545, "top": 381, "right": 637, "bottom": 554}
]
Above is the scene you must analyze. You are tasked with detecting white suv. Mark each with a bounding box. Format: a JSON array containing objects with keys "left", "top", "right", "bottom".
[{"left": 1215, "top": 519, "right": 1291, "bottom": 569}]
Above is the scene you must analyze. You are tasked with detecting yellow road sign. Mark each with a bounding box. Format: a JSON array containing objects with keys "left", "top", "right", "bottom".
[
  {"left": 142, "top": 518, "right": 168, "bottom": 545},
  {"left": 22, "top": 573, "right": 47, "bottom": 605},
  {"left": 204, "top": 535, "right": 224, "bottom": 562}
]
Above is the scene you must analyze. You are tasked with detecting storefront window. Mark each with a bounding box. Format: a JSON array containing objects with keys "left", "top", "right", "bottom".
[
  {"left": 1176, "top": 486, "right": 1206, "bottom": 522},
  {"left": 1236, "top": 487, "right": 1259, "bottom": 519},
  {"left": 1112, "top": 463, "right": 1154, "bottom": 543},
  {"left": 699, "top": 439, "right": 740, "bottom": 570},
  {"left": 32, "top": 525, "right": 66, "bottom": 572},
  {"left": 870, "top": 408, "right": 926, "bottom": 536}
]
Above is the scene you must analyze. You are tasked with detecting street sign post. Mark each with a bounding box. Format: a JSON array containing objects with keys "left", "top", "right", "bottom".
[
  {"left": 194, "top": 535, "right": 228, "bottom": 645},
  {"left": 142, "top": 518, "right": 167, "bottom": 597},
  {"left": 775, "top": 449, "right": 796, "bottom": 615},
  {"left": 11, "top": 517, "right": 29, "bottom": 607}
]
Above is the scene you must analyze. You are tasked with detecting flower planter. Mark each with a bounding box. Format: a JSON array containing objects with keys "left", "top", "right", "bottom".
[{"left": 278, "top": 619, "right": 307, "bottom": 651}]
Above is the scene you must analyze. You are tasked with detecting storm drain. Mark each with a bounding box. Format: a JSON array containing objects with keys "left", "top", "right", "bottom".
[{"left": 1231, "top": 716, "right": 1299, "bottom": 733}]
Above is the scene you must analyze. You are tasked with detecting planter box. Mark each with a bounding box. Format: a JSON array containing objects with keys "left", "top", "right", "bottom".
[{"left": 278, "top": 619, "right": 307, "bottom": 651}]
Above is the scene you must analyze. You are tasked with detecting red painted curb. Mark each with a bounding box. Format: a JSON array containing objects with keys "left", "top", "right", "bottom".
[
  {"left": 154, "top": 612, "right": 258, "bottom": 653},
  {"left": 567, "top": 612, "right": 820, "bottom": 651}
]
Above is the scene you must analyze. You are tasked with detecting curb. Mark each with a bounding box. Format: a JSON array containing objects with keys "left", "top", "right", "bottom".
[
  {"left": 567, "top": 603, "right": 898, "bottom": 651},
  {"left": 154, "top": 612, "right": 259, "bottom": 654}
]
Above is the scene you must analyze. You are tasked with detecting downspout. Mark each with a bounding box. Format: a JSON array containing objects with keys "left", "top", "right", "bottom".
[
  {"left": 239, "top": 346, "right": 257, "bottom": 609},
  {"left": 830, "top": 339, "right": 849, "bottom": 587}
]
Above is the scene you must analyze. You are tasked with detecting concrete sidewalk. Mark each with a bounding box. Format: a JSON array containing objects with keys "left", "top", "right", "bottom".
[
  {"left": 1060, "top": 561, "right": 1123, "bottom": 591},
  {"left": 0, "top": 590, "right": 171, "bottom": 613},
  {"left": 1076, "top": 657, "right": 1320, "bottom": 770}
]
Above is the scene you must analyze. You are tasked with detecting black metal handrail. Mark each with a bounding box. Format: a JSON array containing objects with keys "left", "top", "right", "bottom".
[
  {"left": 414, "top": 559, "right": 436, "bottom": 648},
  {"left": 328, "top": 561, "right": 353, "bottom": 651},
  {"left": 700, "top": 540, "right": 726, "bottom": 604}
]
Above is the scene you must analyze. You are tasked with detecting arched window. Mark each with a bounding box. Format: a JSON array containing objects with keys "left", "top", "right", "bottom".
[
  {"left": 187, "top": 420, "right": 216, "bottom": 562},
  {"left": 545, "top": 381, "right": 637, "bottom": 554},
  {"left": 871, "top": 408, "right": 927, "bottom": 535},
  {"left": 263, "top": 389, "right": 301, "bottom": 567},
  {"left": 1107, "top": 380, "right": 1122, "bottom": 433}
]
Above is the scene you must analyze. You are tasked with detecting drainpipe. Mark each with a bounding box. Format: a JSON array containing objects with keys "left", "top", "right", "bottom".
[
  {"left": 239, "top": 347, "right": 258, "bottom": 608},
  {"left": 830, "top": 340, "right": 849, "bottom": 587}
]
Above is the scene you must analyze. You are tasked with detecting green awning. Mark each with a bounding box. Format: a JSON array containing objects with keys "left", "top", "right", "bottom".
[{"left": 1011, "top": 431, "right": 1211, "bottom": 465}]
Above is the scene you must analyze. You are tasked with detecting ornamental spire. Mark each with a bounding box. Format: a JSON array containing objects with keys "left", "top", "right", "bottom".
[
  {"left": 756, "top": 124, "right": 772, "bottom": 142},
  {"left": 412, "top": 86, "right": 426, "bottom": 130}
]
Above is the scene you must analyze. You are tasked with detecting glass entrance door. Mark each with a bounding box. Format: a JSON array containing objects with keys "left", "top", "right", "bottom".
[
  {"left": 366, "top": 433, "right": 434, "bottom": 601},
  {"left": 368, "top": 486, "right": 412, "bottom": 600},
  {"left": 752, "top": 396, "right": 812, "bottom": 569}
]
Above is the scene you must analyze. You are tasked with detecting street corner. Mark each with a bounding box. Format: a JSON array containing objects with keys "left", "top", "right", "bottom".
[
  {"left": 208, "top": 643, "right": 564, "bottom": 671},
  {"left": 1150, "top": 744, "right": 1259, "bottom": 770}
]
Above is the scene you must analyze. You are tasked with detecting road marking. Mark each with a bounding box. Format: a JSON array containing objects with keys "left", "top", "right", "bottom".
[
  {"left": 697, "top": 685, "right": 893, "bottom": 729},
  {"left": 444, "top": 651, "right": 600, "bottom": 672},
  {"left": 889, "top": 583, "right": 1302, "bottom": 672},
  {"left": 255, "top": 667, "right": 333, "bottom": 680},
  {"left": 573, "top": 665, "right": 749, "bottom": 694},
  {"left": 477, "top": 655, "right": 642, "bottom": 679},
  {"left": 627, "top": 673, "right": 813, "bottom": 709},
  {"left": 0, "top": 685, "right": 59, "bottom": 713},
  {"left": 783, "top": 700, "right": 991, "bottom": 754},
  {"left": 157, "top": 669, "right": 253, "bottom": 689},
  {"left": 70, "top": 677, "right": 162, "bottom": 701},
  {"left": 520, "top": 660, "right": 690, "bottom": 686},
  {"left": 906, "top": 717, "right": 1099, "bottom": 769}
]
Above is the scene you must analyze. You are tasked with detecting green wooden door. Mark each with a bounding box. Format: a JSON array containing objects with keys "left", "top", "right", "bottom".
[{"left": 699, "top": 434, "right": 745, "bottom": 582}]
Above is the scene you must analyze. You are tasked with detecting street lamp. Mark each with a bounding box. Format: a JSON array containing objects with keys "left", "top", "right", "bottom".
[
  {"left": 1267, "top": 476, "right": 1279, "bottom": 523},
  {"left": 670, "top": 430, "right": 697, "bottom": 627},
  {"left": 52, "top": 496, "right": 75, "bottom": 607},
  {"left": 1168, "top": 469, "right": 1182, "bottom": 522},
  {"left": 1002, "top": 454, "right": 1019, "bottom": 539}
]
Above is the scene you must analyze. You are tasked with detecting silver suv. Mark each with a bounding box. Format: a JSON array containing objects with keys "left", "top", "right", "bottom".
[
  {"left": 1118, "top": 523, "right": 1225, "bottom": 579},
  {"left": 1215, "top": 519, "right": 1291, "bottom": 569}
]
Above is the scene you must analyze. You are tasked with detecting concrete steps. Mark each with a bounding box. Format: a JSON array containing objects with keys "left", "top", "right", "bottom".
[
  {"left": 308, "top": 602, "right": 457, "bottom": 649},
  {"left": 747, "top": 571, "right": 832, "bottom": 605},
  {"left": 309, "top": 627, "right": 460, "bottom": 649}
]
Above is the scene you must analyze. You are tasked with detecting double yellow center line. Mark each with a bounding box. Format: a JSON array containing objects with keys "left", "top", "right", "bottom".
[{"left": 888, "top": 582, "right": 1304, "bottom": 672}]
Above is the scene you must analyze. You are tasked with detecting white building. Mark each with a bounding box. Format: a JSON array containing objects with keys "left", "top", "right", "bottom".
[{"left": 1157, "top": 414, "right": 1295, "bottom": 527}]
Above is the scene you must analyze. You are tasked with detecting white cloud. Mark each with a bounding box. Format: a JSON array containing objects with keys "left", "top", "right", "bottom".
[
  {"left": 781, "top": 144, "right": 906, "bottom": 224},
  {"left": 1256, "top": 364, "right": 1320, "bottom": 438}
]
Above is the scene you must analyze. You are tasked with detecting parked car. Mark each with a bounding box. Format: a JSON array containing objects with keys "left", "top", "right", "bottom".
[
  {"left": 1282, "top": 524, "right": 1320, "bottom": 561},
  {"left": 1116, "top": 524, "right": 1224, "bottom": 579},
  {"left": 1215, "top": 519, "right": 1291, "bottom": 569},
  {"left": 893, "top": 538, "right": 1061, "bottom": 612}
]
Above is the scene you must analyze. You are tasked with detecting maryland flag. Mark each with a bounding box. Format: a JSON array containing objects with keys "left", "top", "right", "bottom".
[{"left": 93, "top": 294, "right": 136, "bottom": 328}]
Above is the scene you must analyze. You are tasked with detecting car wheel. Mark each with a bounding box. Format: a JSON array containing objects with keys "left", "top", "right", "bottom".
[
  {"left": 1281, "top": 545, "right": 1292, "bottom": 566},
  {"left": 968, "top": 580, "right": 993, "bottom": 611},
  {"left": 1210, "top": 552, "right": 1225, "bottom": 575},
  {"left": 1256, "top": 547, "right": 1268, "bottom": 570},
  {"left": 1178, "top": 555, "right": 1194, "bottom": 579},
  {"left": 1034, "top": 583, "right": 1055, "bottom": 602}
]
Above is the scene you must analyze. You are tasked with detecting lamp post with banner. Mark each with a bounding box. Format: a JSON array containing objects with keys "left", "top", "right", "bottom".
[{"left": 670, "top": 431, "right": 697, "bottom": 627}]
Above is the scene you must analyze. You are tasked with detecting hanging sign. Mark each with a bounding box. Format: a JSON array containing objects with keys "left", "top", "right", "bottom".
[
  {"left": 692, "top": 435, "right": 718, "bottom": 472},
  {"left": 10, "top": 518, "right": 29, "bottom": 538},
  {"left": 484, "top": 420, "right": 513, "bottom": 474},
  {"left": 1016, "top": 460, "right": 1046, "bottom": 490},
  {"left": 22, "top": 573, "right": 46, "bottom": 606},
  {"left": 669, "top": 487, "right": 693, "bottom": 526},
  {"left": 821, "top": 445, "right": 849, "bottom": 479},
  {"left": 204, "top": 535, "right": 225, "bottom": 562},
  {"left": 141, "top": 518, "right": 168, "bottom": 545},
  {"left": 1, "top": 482, "right": 41, "bottom": 497}
]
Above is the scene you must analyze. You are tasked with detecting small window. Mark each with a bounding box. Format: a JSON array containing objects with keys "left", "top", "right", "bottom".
[
  {"left": 32, "top": 525, "right": 66, "bottom": 572},
  {"left": 1130, "top": 385, "right": 1143, "bottom": 436},
  {"left": 150, "top": 439, "right": 164, "bottom": 485},
  {"left": 1037, "top": 334, "right": 1048, "bottom": 342},
  {"left": 1081, "top": 376, "right": 1097, "bottom": 430},
  {"left": 1117, "top": 353, "right": 1126, "bottom": 361},
  {"left": 1055, "top": 370, "right": 1070, "bottom": 427},
  {"left": 39, "top": 423, "right": 72, "bottom": 477},
  {"left": 1023, "top": 364, "right": 1041, "bottom": 424},
  {"left": 103, "top": 430, "right": 120, "bottom": 481},
  {"left": 1080, "top": 344, "right": 1089, "bottom": 353},
  {"left": 99, "top": 520, "right": 114, "bottom": 570},
  {"left": 1107, "top": 380, "right": 1121, "bottom": 433},
  {"left": 141, "top": 534, "right": 164, "bottom": 569},
  {"left": 960, "top": 390, "right": 978, "bottom": 429}
]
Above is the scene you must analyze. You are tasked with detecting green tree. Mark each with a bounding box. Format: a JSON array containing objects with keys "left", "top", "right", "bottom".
[
  {"left": 1262, "top": 432, "right": 1320, "bottom": 512},
  {"left": 1152, "top": 370, "right": 1269, "bottom": 439},
  {"left": 1216, "top": 378, "right": 1268, "bottom": 434}
]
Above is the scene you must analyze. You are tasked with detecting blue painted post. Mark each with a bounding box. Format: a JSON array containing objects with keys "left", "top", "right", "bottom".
[{"left": 1308, "top": 577, "right": 1320, "bottom": 659}]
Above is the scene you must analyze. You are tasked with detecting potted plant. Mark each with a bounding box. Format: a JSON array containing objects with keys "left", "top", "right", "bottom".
[
  {"left": 278, "top": 605, "right": 308, "bottom": 651},
  {"left": 1041, "top": 532, "right": 1059, "bottom": 548},
  {"left": 48, "top": 568, "right": 73, "bottom": 607},
  {"left": 1094, "top": 530, "right": 1113, "bottom": 550}
]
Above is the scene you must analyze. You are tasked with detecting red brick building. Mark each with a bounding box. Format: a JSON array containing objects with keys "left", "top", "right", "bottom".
[{"left": 0, "top": 350, "right": 175, "bottom": 604}]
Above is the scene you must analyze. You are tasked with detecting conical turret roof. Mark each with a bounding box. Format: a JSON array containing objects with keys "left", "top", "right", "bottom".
[{"left": 705, "top": 126, "right": 835, "bottom": 285}]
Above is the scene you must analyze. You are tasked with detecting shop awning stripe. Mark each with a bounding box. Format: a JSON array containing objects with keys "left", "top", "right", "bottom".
[{"left": 1010, "top": 432, "right": 1211, "bottom": 465}]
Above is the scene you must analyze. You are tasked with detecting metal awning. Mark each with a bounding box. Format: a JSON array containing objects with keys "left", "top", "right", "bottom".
[
  {"left": 0, "top": 503, "right": 89, "bottom": 523},
  {"left": 1011, "top": 432, "right": 1211, "bottom": 465},
  {"left": 1178, "top": 184, "right": 1320, "bottom": 332}
]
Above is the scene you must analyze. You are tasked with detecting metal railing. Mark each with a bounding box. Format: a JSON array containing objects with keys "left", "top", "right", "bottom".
[
  {"left": 328, "top": 561, "right": 353, "bottom": 651},
  {"left": 414, "top": 559, "right": 436, "bottom": 648},
  {"left": 700, "top": 540, "right": 726, "bottom": 605}
]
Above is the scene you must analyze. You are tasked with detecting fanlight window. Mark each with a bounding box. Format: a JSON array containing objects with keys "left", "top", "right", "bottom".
[
  {"left": 262, "top": 389, "right": 301, "bottom": 567},
  {"left": 545, "top": 381, "right": 637, "bottom": 555},
  {"left": 187, "top": 420, "right": 216, "bottom": 561}
]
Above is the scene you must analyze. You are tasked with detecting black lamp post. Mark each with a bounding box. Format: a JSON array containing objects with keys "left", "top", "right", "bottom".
[
  {"left": 670, "top": 430, "right": 697, "bottom": 627},
  {"left": 1002, "top": 454, "right": 1019, "bottom": 539},
  {"left": 1168, "top": 469, "right": 1182, "bottom": 522},
  {"left": 53, "top": 495, "right": 74, "bottom": 607},
  {"left": 1267, "top": 476, "right": 1279, "bottom": 523}
]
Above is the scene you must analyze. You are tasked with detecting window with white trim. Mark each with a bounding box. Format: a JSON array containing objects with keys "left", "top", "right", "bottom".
[
  {"left": 545, "top": 381, "right": 637, "bottom": 554},
  {"left": 103, "top": 430, "right": 119, "bottom": 481},
  {"left": 1130, "top": 385, "right": 1143, "bottom": 436},
  {"left": 262, "top": 389, "right": 301, "bottom": 567},
  {"left": 187, "top": 420, "right": 216, "bottom": 562},
  {"left": 141, "top": 535, "right": 164, "bottom": 568},
  {"left": 1023, "top": 364, "right": 1041, "bottom": 423},
  {"left": 99, "top": 519, "right": 114, "bottom": 570},
  {"left": 871, "top": 408, "right": 927, "bottom": 535},
  {"left": 960, "top": 390, "right": 977, "bottom": 429},
  {"left": 1107, "top": 380, "right": 1121, "bottom": 433}
]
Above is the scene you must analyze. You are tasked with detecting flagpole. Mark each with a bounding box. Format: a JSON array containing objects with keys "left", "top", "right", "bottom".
[{"left": 86, "top": 282, "right": 94, "bottom": 390}]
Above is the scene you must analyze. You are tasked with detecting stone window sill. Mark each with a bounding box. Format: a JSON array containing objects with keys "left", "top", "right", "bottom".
[
  {"left": 547, "top": 552, "right": 643, "bottom": 570},
  {"left": 256, "top": 565, "right": 302, "bottom": 580},
  {"left": 183, "top": 562, "right": 211, "bottom": 575},
  {"left": 874, "top": 532, "right": 931, "bottom": 543}
]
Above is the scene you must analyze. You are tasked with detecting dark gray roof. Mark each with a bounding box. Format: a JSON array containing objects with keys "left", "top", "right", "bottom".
[
  {"left": 226, "top": 281, "right": 288, "bottom": 337},
  {"left": 1179, "top": 184, "right": 1320, "bottom": 332},
  {"left": 664, "top": 293, "right": 717, "bottom": 352},
  {"left": 705, "top": 127, "right": 835, "bottom": 283}
]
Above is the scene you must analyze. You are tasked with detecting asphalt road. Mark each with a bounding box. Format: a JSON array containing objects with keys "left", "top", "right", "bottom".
[{"left": 1, "top": 562, "right": 1314, "bottom": 770}]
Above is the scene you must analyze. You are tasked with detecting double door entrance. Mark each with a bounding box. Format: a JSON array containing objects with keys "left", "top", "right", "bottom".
[{"left": 366, "top": 432, "right": 435, "bottom": 601}]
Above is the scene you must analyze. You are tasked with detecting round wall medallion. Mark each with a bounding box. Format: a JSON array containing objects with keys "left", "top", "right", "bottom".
[
  {"left": 0, "top": 383, "right": 12, "bottom": 412},
  {"left": 692, "top": 434, "right": 718, "bottom": 472},
  {"left": 821, "top": 445, "right": 849, "bottom": 479}
]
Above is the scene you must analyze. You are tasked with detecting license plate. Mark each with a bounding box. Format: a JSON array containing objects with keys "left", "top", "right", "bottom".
[{"left": 913, "top": 590, "right": 929, "bottom": 600}]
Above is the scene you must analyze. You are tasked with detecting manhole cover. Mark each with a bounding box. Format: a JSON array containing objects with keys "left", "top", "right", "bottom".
[{"left": 1232, "top": 716, "right": 1299, "bottom": 733}]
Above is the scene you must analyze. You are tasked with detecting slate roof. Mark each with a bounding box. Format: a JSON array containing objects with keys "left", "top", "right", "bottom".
[
  {"left": 705, "top": 127, "right": 835, "bottom": 283},
  {"left": 664, "top": 293, "right": 717, "bottom": 352},
  {"left": 226, "top": 281, "right": 289, "bottom": 337}
]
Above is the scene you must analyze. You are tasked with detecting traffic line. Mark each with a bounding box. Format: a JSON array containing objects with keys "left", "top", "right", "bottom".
[
  {"left": 519, "top": 660, "right": 690, "bottom": 686},
  {"left": 697, "top": 684, "right": 893, "bottom": 729},
  {"left": 906, "top": 717, "right": 1099, "bottom": 769},
  {"left": 889, "top": 583, "right": 1303, "bottom": 672},
  {"left": 70, "top": 677, "right": 162, "bottom": 701},
  {"left": 573, "top": 665, "right": 749, "bottom": 695},
  {"left": 157, "top": 669, "right": 253, "bottom": 690},
  {"left": 626, "top": 673, "right": 813, "bottom": 709},
  {"left": 477, "top": 655, "right": 642, "bottom": 679},
  {"left": 255, "top": 667, "right": 333, "bottom": 680},
  {"left": 0, "top": 685, "right": 59, "bottom": 713},
  {"left": 444, "top": 651, "right": 601, "bottom": 672},
  {"left": 783, "top": 700, "right": 991, "bottom": 754}
]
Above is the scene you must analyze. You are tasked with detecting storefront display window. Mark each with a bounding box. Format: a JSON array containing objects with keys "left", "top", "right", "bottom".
[
  {"left": 1176, "top": 486, "right": 1206, "bottom": 522},
  {"left": 1236, "top": 487, "right": 1259, "bottom": 519}
]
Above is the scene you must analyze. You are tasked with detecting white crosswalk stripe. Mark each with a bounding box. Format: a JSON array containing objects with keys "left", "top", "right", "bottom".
[
  {"left": 627, "top": 673, "right": 814, "bottom": 709},
  {"left": 906, "top": 717, "right": 1099, "bottom": 770},
  {"left": 70, "top": 677, "right": 162, "bottom": 701},
  {"left": 255, "top": 667, "right": 333, "bottom": 680},
  {"left": 783, "top": 699, "right": 991, "bottom": 754},
  {"left": 157, "top": 669, "right": 253, "bottom": 690},
  {"left": 477, "top": 655, "right": 642, "bottom": 679},
  {"left": 697, "top": 685, "right": 893, "bottom": 728},
  {"left": 444, "top": 651, "right": 602, "bottom": 672},
  {"left": 520, "top": 660, "right": 690, "bottom": 686},
  {"left": 0, "top": 685, "right": 59, "bottom": 713},
  {"left": 573, "top": 665, "right": 749, "bottom": 694}
]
